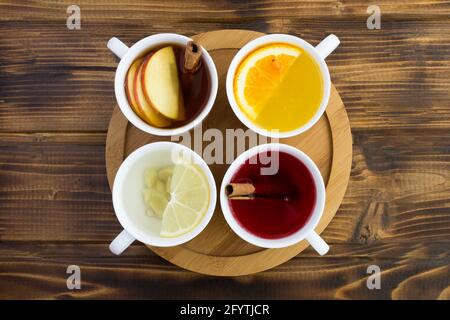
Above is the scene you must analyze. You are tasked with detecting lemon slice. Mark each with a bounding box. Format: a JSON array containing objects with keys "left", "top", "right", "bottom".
[
  {"left": 234, "top": 43, "right": 301, "bottom": 120},
  {"left": 160, "top": 163, "right": 210, "bottom": 237}
]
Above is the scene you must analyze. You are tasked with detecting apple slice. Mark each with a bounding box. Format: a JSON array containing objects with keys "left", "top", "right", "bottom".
[
  {"left": 142, "top": 46, "right": 185, "bottom": 121},
  {"left": 125, "top": 58, "right": 146, "bottom": 120},
  {"left": 134, "top": 54, "right": 172, "bottom": 128}
]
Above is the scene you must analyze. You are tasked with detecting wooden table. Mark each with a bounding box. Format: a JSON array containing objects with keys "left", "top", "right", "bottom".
[{"left": 0, "top": 0, "right": 449, "bottom": 300}]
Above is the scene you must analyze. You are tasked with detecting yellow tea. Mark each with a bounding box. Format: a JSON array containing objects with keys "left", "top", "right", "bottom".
[{"left": 234, "top": 43, "right": 323, "bottom": 133}]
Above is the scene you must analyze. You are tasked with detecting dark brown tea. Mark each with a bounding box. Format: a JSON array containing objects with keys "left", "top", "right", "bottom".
[
  {"left": 125, "top": 42, "right": 210, "bottom": 128},
  {"left": 228, "top": 151, "right": 317, "bottom": 239},
  {"left": 175, "top": 45, "right": 210, "bottom": 124}
]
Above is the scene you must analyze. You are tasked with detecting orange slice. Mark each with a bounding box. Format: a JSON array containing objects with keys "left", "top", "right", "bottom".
[{"left": 234, "top": 43, "right": 301, "bottom": 120}]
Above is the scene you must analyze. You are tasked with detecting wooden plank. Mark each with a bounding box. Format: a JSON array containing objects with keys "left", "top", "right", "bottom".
[
  {"left": 0, "top": 20, "right": 449, "bottom": 131},
  {"left": 0, "top": 243, "right": 448, "bottom": 299},
  {"left": 0, "top": 134, "right": 119, "bottom": 241},
  {"left": 332, "top": 128, "right": 450, "bottom": 244},
  {"left": 0, "top": 131, "right": 449, "bottom": 244},
  {"left": 0, "top": 132, "right": 106, "bottom": 143},
  {"left": 1, "top": 1, "right": 449, "bottom": 21}
]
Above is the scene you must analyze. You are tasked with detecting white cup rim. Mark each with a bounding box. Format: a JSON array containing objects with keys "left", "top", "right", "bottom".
[
  {"left": 112, "top": 141, "right": 217, "bottom": 247},
  {"left": 220, "top": 143, "right": 326, "bottom": 248},
  {"left": 114, "top": 33, "right": 218, "bottom": 136},
  {"left": 226, "top": 34, "right": 331, "bottom": 139}
]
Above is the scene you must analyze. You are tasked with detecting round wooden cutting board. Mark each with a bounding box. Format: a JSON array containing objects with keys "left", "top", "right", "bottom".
[{"left": 106, "top": 30, "right": 352, "bottom": 276}]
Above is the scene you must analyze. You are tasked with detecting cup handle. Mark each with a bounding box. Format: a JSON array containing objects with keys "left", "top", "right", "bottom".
[
  {"left": 315, "top": 34, "right": 340, "bottom": 60},
  {"left": 306, "top": 230, "right": 329, "bottom": 256},
  {"left": 109, "top": 229, "right": 135, "bottom": 255},
  {"left": 107, "top": 37, "right": 129, "bottom": 59}
]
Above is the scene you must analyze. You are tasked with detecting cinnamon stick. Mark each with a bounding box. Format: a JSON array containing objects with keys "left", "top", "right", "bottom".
[
  {"left": 226, "top": 183, "right": 256, "bottom": 198},
  {"left": 225, "top": 182, "right": 297, "bottom": 200},
  {"left": 183, "top": 41, "right": 202, "bottom": 74}
]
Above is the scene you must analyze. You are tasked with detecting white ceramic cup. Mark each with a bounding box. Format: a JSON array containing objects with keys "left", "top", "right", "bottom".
[
  {"left": 107, "top": 33, "right": 218, "bottom": 136},
  {"left": 109, "top": 142, "right": 217, "bottom": 255},
  {"left": 220, "top": 143, "right": 329, "bottom": 255},
  {"left": 226, "top": 34, "right": 340, "bottom": 139}
]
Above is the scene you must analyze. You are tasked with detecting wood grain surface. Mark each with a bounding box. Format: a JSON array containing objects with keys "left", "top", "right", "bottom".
[{"left": 0, "top": 0, "right": 449, "bottom": 299}]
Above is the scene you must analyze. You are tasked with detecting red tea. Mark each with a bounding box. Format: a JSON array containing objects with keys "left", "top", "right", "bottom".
[{"left": 228, "top": 151, "right": 317, "bottom": 239}]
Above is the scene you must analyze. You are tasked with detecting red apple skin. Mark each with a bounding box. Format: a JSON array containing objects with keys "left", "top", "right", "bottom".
[
  {"left": 141, "top": 47, "right": 185, "bottom": 121},
  {"left": 139, "top": 53, "right": 162, "bottom": 116},
  {"left": 133, "top": 54, "right": 171, "bottom": 128},
  {"left": 125, "top": 58, "right": 146, "bottom": 120}
]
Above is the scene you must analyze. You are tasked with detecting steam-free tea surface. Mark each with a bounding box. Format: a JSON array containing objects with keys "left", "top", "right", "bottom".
[
  {"left": 234, "top": 43, "right": 324, "bottom": 132},
  {"left": 106, "top": 30, "right": 352, "bottom": 276},
  {"left": 229, "top": 151, "right": 317, "bottom": 239}
]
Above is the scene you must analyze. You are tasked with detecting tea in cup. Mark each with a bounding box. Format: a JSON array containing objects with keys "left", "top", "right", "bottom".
[
  {"left": 220, "top": 143, "right": 329, "bottom": 255},
  {"left": 109, "top": 142, "right": 217, "bottom": 255},
  {"left": 226, "top": 34, "right": 339, "bottom": 138},
  {"left": 108, "top": 33, "right": 218, "bottom": 136}
]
